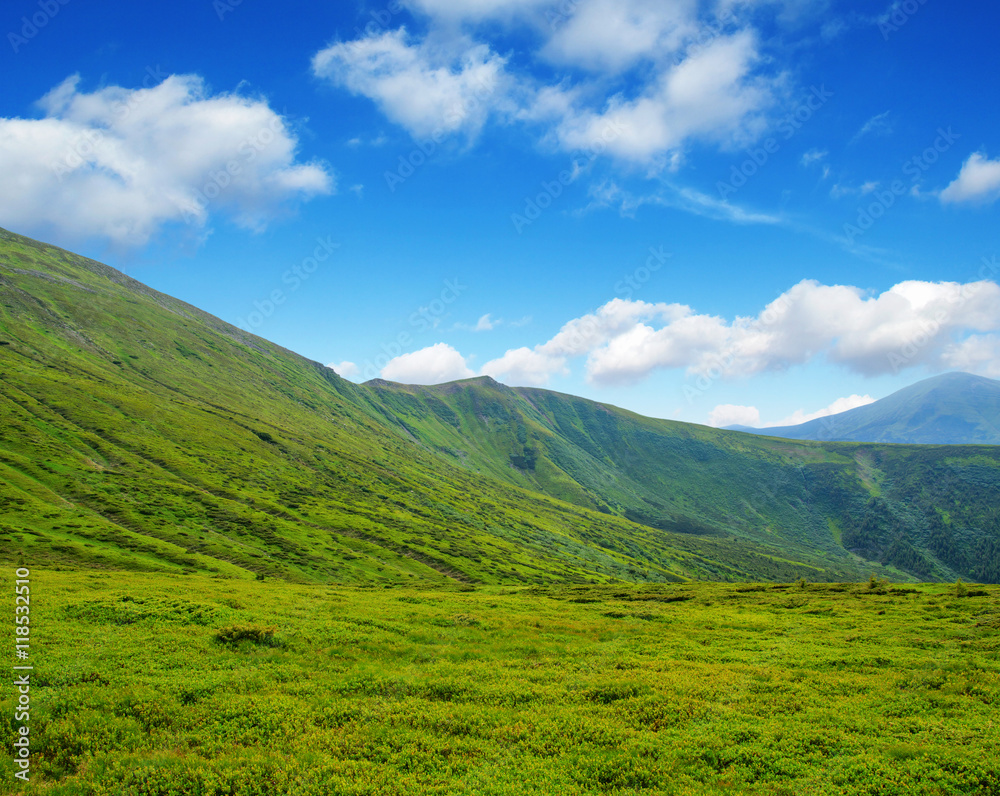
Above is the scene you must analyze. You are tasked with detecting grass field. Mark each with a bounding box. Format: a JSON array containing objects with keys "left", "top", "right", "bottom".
[{"left": 3, "top": 570, "right": 999, "bottom": 795}]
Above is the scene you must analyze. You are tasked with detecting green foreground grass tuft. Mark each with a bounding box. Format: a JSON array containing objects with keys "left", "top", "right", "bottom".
[{"left": 2, "top": 571, "right": 998, "bottom": 795}]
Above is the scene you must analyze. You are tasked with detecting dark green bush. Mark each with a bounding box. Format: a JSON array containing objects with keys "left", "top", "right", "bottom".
[{"left": 215, "top": 624, "right": 281, "bottom": 647}]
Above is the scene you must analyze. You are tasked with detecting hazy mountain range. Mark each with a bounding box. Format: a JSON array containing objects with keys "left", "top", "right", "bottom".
[
  {"left": 1, "top": 227, "right": 998, "bottom": 584},
  {"left": 728, "top": 372, "right": 1000, "bottom": 445}
]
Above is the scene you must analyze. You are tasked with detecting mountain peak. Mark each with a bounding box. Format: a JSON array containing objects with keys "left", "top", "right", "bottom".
[{"left": 744, "top": 371, "right": 1000, "bottom": 445}]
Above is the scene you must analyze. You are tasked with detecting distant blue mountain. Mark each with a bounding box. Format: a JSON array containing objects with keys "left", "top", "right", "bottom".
[{"left": 730, "top": 372, "right": 1000, "bottom": 445}]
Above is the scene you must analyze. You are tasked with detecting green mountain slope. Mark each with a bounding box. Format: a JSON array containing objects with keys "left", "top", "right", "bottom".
[
  {"left": 1, "top": 227, "right": 998, "bottom": 584},
  {"left": 737, "top": 372, "right": 1000, "bottom": 444},
  {"left": 356, "top": 377, "right": 1000, "bottom": 583},
  {"left": 0, "top": 227, "right": 885, "bottom": 585}
]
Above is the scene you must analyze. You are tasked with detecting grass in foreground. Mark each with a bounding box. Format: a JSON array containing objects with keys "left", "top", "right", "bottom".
[{"left": 2, "top": 570, "right": 999, "bottom": 795}]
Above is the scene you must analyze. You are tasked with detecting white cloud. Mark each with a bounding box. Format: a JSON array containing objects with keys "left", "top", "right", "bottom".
[
  {"left": 542, "top": 0, "right": 696, "bottom": 73},
  {"left": 548, "top": 31, "right": 774, "bottom": 165},
  {"left": 830, "top": 180, "right": 880, "bottom": 198},
  {"left": 851, "top": 110, "right": 891, "bottom": 142},
  {"left": 708, "top": 404, "right": 760, "bottom": 428},
  {"left": 312, "top": 4, "right": 787, "bottom": 174},
  {"left": 482, "top": 298, "right": 691, "bottom": 385},
  {"left": 800, "top": 148, "right": 827, "bottom": 166},
  {"left": 765, "top": 394, "right": 875, "bottom": 427},
  {"left": 941, "top": 334, "right": 1000, "bottom": 378},
  {"left": 481, "top": 346, "right": 568, "bottom": 385},
  {"left": 327, "top": 360, "right": 360, "bottom": 378},
  {"left": 312, "top": 29, "right": 509, "bottom": 140},
  {"left": 584, "top": 180, "right": 780, "bottom": 225},
  {"left": 479, "top": 279, "right": 1000, "bottom": 387},
  {"left": 0, "top": 74, "right": 332, "bottom": 247},
  {"left": 402, "top": 0, "right": 549, "bottom": 23},
  {"left": 455, "top": 313, "right": 499, "bottom": 331},
  {"left": 380, "top": 342, "right": 475, "bottom": 384},
  {"left": 940, "top": 152, "right": 1000, "bottom": 204}
]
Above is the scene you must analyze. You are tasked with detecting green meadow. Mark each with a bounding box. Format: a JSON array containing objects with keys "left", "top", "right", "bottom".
[{"left": 3, "top": 571, "right": 998, "bottom": 795}]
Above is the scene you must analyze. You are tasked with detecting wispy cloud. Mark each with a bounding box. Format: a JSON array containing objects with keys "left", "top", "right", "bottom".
[
  {"left": 454, "top": 313, "right": 500, "bottom": 332},
  {"left": 582, "top": 180, "right": 780, "bottom": 226},
  {"left": 800, "top": 148, "right": 827, "bottom": 166},
  {"left": 850, "top": 110, "right": 892, "bottom": 143}
]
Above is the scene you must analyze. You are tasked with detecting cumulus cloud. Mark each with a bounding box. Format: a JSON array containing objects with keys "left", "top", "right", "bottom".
[
  {"left": 0, "top": 74, "right": 332, "bottom": 247},
  {"left": 940, "top": 152, "right": 1000, "bottom": 204},
  {"left": 312, "top": 2, "right": 786, "bottom": 172},
  {"left": 546, "top": 32, "right": 774, "bottom": 165},
  {"left": 480, "top": 346, "right": 568, "bottom": 386},
  {"left": 941, "top": 334, "right": 1000, "bottom": 378},
  {"left": 766, "top": 394, "right": 875, "bottom": 427},
  {"left": 708, "top": 404, "right": 760, "bottom": 428},
  {"left": 312, "top": 29, "right": 509, "bottom": 140},
  {"left": 593, "top": 279, "right": 1000, "bottom": 384},
  {"left": 478, "top": 279, "right": 1000, "bottom": 387},
  {"left": 482, "top": 298, "right": 691, "bottom": 385},
  {"left": 327, "top": 360, "right": 360, "bottom": 378},
  {"left": 708, "top": 394, "right": 876, "bottom": 430},
  {"left": 542, "top": 0, "right": 696, "bottom": 73},
  {"left": 380, "top": 342, "right": 475, "bottom": 384}
]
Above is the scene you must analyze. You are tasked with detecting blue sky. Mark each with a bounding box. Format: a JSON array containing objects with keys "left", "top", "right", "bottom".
[{"left": 2, "top": 0, "right": 999, "bottom": 427}]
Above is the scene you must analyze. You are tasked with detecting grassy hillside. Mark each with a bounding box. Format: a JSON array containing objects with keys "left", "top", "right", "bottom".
[
  {"left": 0, "top": 227, "right": 880, "bottom": 585},
  {"left": 3, "top": 570, "right": 998, "bottom": 794},
  {"left": 356, "top": 379, "right": 1000, "bottom": 583}
]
